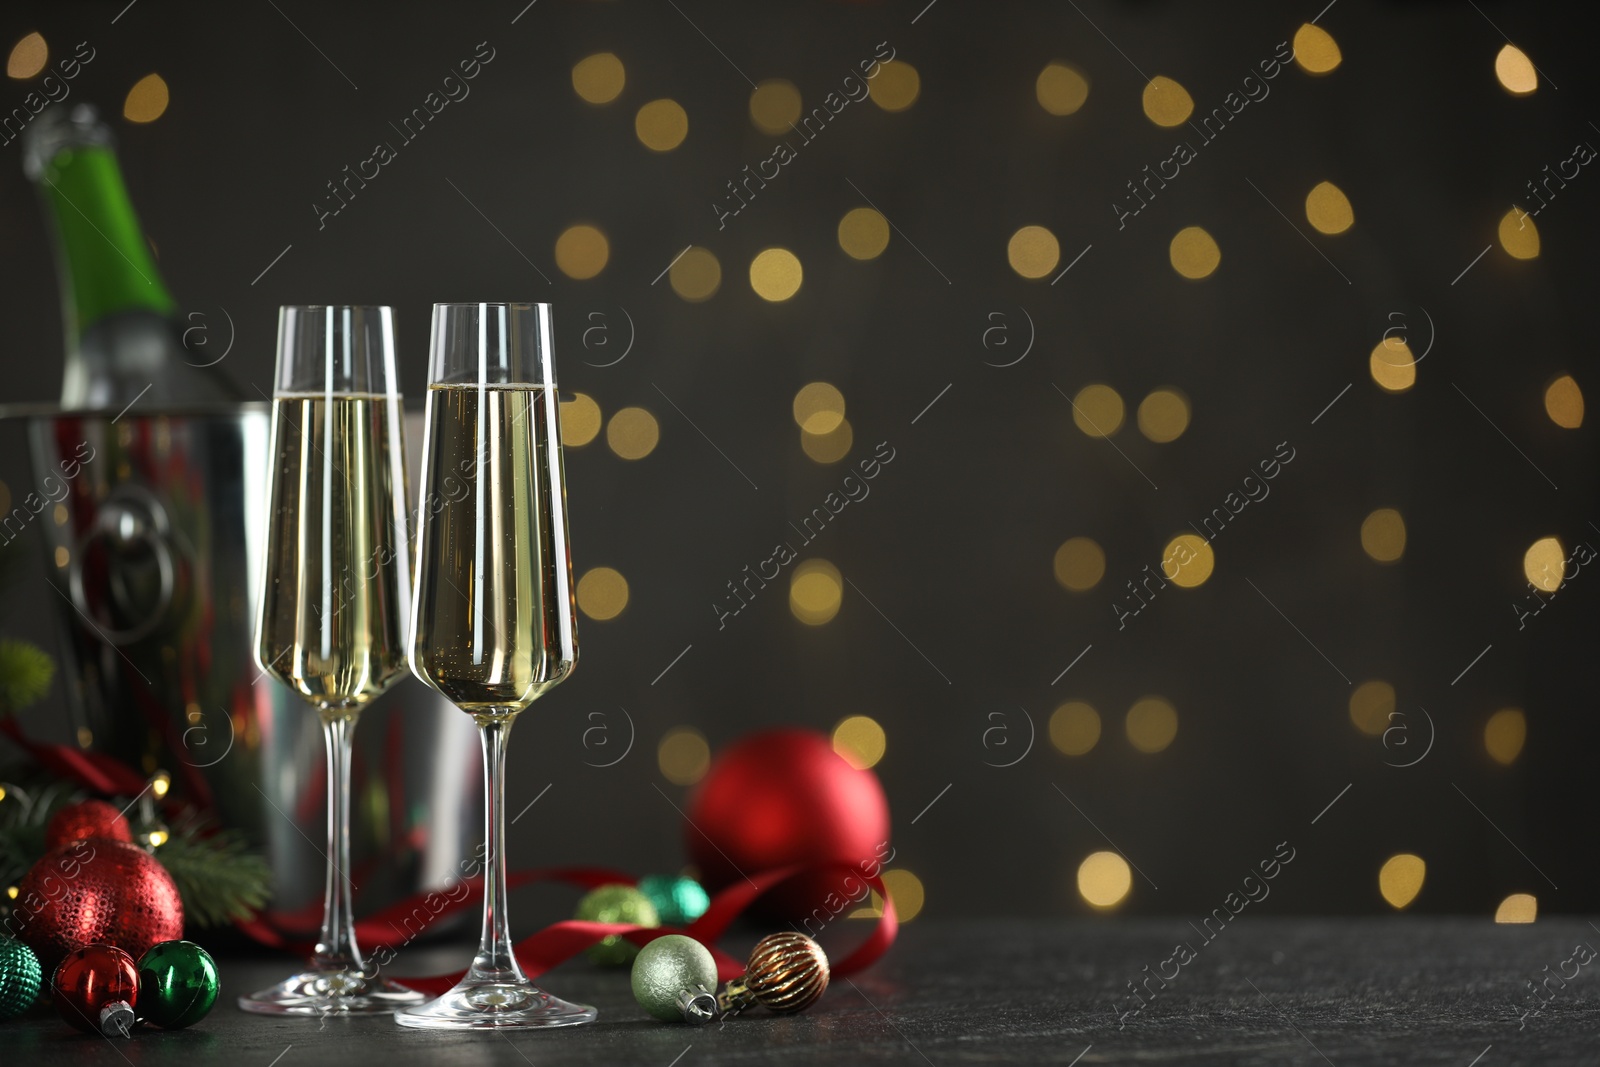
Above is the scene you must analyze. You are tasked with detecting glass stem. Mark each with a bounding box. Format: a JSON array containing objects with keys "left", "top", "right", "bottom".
[
  {"left": 470, "top": 715, "right": 523, "bottom": 983},
  {"left": 312, "top": 713, "right": 365, "bottom": 974}
]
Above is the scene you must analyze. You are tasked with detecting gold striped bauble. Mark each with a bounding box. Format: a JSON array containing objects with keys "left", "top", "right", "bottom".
[{"left": 744, "top": 933, "right": 829, "bottom": 1013}]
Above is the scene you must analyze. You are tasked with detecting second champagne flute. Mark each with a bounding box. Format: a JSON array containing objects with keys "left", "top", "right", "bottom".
[
  {"left": 397, "top": 302, "right": 593, "bottom": 1029},
  {"left": 241, "top": 305, "right": 425, "bottom": 1015}
]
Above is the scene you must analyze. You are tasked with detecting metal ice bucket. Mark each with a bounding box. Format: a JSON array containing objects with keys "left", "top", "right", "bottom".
[{"left": 14, "top": 403, "right": 479, "bottom": 938}]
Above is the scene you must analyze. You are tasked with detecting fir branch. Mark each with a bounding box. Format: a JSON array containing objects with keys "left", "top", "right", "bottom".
[
  {"left": 0, "top": 777, "right": 79, "bottom": 889},
  {"left": 155, "top": 819, "right": 272, "bottom": 927},
  {"left": 0, "top": 640, "right": 54, "bottom": 713}
]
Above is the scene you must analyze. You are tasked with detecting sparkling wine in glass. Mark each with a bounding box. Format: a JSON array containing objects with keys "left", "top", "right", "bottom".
[
  {"left": 396, "top": 302, "right": 591, "bottom": 1030},
  {"left": 240, "top": 306, "right": 425, "bottom": 1015}
]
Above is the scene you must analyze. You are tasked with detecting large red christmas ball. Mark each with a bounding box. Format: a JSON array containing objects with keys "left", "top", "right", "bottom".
[
  {"left": 52, "top": 944, "right": 139, "bottom": 1035},
  {"left": 45, "top": 801, "right": 134, "bottom": 850},
  {"left": 686, "top": 728, "right": 890, "bottom": 920},
  {"left": 14, "top": 840, "right": 184, "bottom": 971}
]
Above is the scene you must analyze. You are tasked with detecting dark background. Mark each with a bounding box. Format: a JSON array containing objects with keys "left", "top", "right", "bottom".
[{"left": 1, "top": 0, "right": 1596, "bottom": 920}]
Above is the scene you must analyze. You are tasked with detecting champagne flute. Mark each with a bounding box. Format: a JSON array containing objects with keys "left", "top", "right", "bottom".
[
  {"left": 396, "top": 303, "right": 592, "bottom": 1030},
  {"left": 241, "top": 306, "right": 426, "bottom": 1015}
]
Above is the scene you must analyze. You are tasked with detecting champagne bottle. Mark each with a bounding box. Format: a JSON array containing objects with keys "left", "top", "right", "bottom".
[{"left": 22, "top": 102, "right": 240, "bottom": 410}]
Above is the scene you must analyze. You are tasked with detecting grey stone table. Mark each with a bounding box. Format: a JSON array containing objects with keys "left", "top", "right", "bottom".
[{"left": 6, "top": 919, "right": 1597, "bottom": 1065}]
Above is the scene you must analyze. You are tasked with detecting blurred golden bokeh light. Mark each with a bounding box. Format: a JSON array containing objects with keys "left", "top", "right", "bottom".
[
  {"left": 1495, "top": 44, "right": 1538, "bottom": 95},
  {"left": 670, "top": 246, "right": 721, "bottom": 302},
  {"left": 1053, "top": 537, "right": 1105, "bottom": 592},
  {"left": 801, "top": 418, "right": 853, "bottom": 464},
  {"left": 1125, "top": 697, "right": 1178, "bottom": 754},
  {"left": 635, "top": 98, "right": 688, "bottom": 151},
  {"left": 7, "top": 32, "right": 46, "bottom": 80},
  {"left": 790, "top": 558, "right": 843, "bottom": 625},
  {"left": 1369, "top": 339, "right": 1416, "bottom": 393},
  {"left": 750, "top": 247, "right": 803, "bottom": 301},
  {"left": 1544, "top": 374, "right": 1583, "bottom": 428},
  {"left": 1378, "top": 853, "right": 1425, "bottom": 909},
  {"left": 571, "top": 52, "right": 625, "bottom": 104},
  {"left": 1169, "top": 225, "right": 1220, "bottom": 279},
  {"left": 124, "top": 74, "right": 170, "bottom": 123},
  {"left": 1007, "top": 225, "right": 1060, "bottom": 279},
  {"left": 1049, "top": 701, "right": 1101, "bottom": 756},
  {"left": 1078, "top": 851, "right": 1132, "bottom": 908},
  {"left": 1036, "top": 62, "right": 1090, "bottom": 115},
  {"left": 560, "top": 392, "right": 602, "bottom": 447},
  {"left": 869, "top": 60, "right": 920, "bottom": 111},
  {"left": 606, "top": 406, "right": 660, "bottom": 460},
  {"left": 838, "top": 207, "right": 891, "bottom": 260},
  {"left": 1498, "top": 208, "right": 1540, "bottom": 259},
  {"left": 576, "top": 566, "right": 629, "bottom": 621},
  {"left": 880, "top": 869, "right": 924, "bottom": 922},
  {"left": 1292, "top": 23, "right": 1342, "bottom": 74},
  {"left": 1360, "top": 508, "right": 1406, "bottom": 563},
  {"left": 1071, "top": 383, "right": 1124, "bottom": 437},
  {"left": 793, "top": 382, "right": 845, "bottom": 434},
  {"left": 1141, "top": 75, "right": 1192, "bottom": 126},
  {"left": 1137, "top": 389, "right": 1190, "bottom": 442},
  {"left": 554, "top": 224, "right": 609, "bottom": 280},
  {"left": 749, "top": 78, "right": 801, "bottom": 134},
  {"left": 1305, "top": 181, "right": 1354, "bottom": 234},
  {"left": 832, "top": 715, "right": 886, "bottom": 770},
  {"left": 1484, "top": 707, "right": 1527, "bottom": 765},
  {"left": 1495, "top": 893, "right": 1537, "bottom": 923},
  {"left": 1524, "top": 536, "right": 1564, "bottom": 593},
  {"left": 1162, "top": 534, "right": 1214, "bottom": 588},
  {"left": 1349, "top": 680, "right": 1395, "bottom": 736},
  {"left": 658, "top": 726, "right": 710, "bottom": 786}
]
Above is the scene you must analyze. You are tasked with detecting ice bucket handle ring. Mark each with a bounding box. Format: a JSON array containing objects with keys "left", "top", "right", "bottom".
[{"left": 67, "top": 487, "right": 177, "bottom": 647}]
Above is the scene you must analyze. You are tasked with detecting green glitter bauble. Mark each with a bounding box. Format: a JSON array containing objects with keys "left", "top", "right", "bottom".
[
  {"left": 631, "top": 934, "right": 718, "bottom": 1022},
  {"left": 0, "top": 936, "right": 43, "bottom": 1020},
  {"left": 637, "top": 874, "right": 711, "bottom": 927},
  {"left": 136, "top": 940, "right": 218, "bottom": 1029},
  {"left": 575, "top": 884, "right": 659, "bottom": 967}
]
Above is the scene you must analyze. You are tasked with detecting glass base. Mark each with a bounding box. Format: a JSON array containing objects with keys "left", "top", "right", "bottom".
[
  {"left": 394, "top": 978, "right": 597, "bottom": 1030},
  {"left": 238, "top": 968, "right": 427, "bottom": 1016}
]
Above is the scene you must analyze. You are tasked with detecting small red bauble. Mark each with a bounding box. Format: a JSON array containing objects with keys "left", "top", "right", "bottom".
[
  {"left": 45, "top": 800, "right": 134, "bottom": 850},
  {"left": 13, "top": 839, "right": 184, "bottom": 971},
  {"left": 686, "top": 728, "right": 890, "bottom": 920},
  {"left": 52, "top": 944, "right": 139, "bottom": 1036}
]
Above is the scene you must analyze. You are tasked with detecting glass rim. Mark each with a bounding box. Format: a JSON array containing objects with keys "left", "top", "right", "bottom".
[
  {"left": 278, "top": 304, "right": 395, "bottom": 313},
  {"left": 432, "top": 302, "right": 551, "bottom": 311}
]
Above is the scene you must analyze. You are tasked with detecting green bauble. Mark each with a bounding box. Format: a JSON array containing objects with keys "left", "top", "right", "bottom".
[
  {"left": 631, "top": 934, "right": 718, "bottom": 1022},
  {"left": 575, "top": 884, "right": 659, "bottom": 966},
  {"left": 0, "top": 936, "right": 43, "bottom": 1020},
  {"left": 136, "top": 940, "right": 219, "bottom": 1029},
  {"left": 638, "top": 874, "right": 711, "bottom": 927}
]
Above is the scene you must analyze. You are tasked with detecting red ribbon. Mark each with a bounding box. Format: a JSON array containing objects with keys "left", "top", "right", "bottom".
[
  {"left": 0, "top": 716, "right": 150, "bottom": 798},
  {"left": 385, "top": 862, "right": 898, "bottom": 996},
  {"left": 0, "top": 717, "right": 899, "bottom": 986}
]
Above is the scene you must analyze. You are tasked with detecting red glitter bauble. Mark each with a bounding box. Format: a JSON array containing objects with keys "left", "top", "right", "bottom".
[
  {"left": 14, "top": 840, "right": 184, "bottom": 971},
  {"left": 51, "top": 944, "right": 139, "bottom": 1035},
  {"left": 44, "top": 801, "right": 134, "bottom": 850},
  {"left": 686, "top": 728, "right": 890, "bottom": 920}
]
